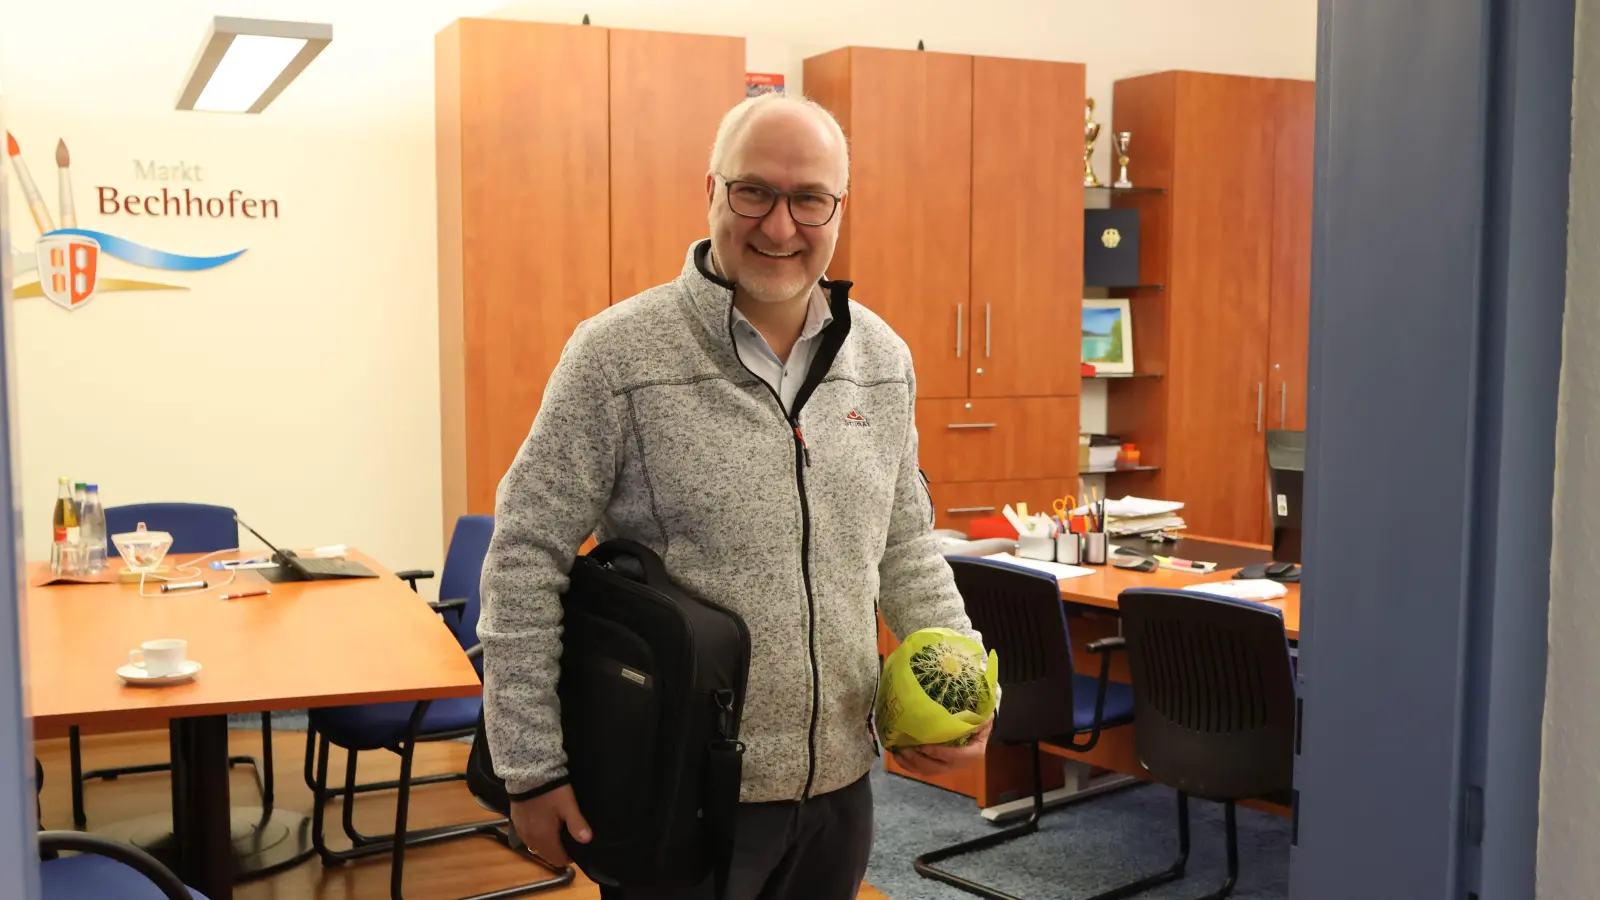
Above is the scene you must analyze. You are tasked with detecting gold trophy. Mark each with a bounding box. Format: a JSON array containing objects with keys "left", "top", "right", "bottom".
[
  {"left": 1084, "top": 98, "right": 1103, "bottom": 188},
  {"left": 1113, "top": 132, "right": 1133, "bottom": 188}
]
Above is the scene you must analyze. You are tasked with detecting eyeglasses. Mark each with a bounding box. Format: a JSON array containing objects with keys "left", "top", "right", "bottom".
[{"left": 718, "top": 176, "right": 842, "bottom": 227}]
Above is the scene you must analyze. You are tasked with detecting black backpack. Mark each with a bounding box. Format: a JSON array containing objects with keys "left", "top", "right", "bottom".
[{"left": 471, "top": 539, "right": 750, "bottom": 897}]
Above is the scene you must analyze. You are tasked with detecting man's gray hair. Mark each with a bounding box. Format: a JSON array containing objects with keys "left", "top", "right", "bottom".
[{"left": 707, "top": 91, "right": 849, "bottom": 190}]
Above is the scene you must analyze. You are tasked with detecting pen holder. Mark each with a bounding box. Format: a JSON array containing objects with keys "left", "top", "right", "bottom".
[
  {"left": 1017, "top": 533, "right": 1056, "bottom": 562},
  {"left": 1083, "top": 532, "right": 1109, "bottom": 565},
  {"left": 1056, "top": 532, "right": 1082, "bottom": 565}
]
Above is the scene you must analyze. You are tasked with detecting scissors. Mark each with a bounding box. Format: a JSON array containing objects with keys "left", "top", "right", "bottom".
[{"left": 1052, "top": 496, "right": 1078, "bottom": 528}]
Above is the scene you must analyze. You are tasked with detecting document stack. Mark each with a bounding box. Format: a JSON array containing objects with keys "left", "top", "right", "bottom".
[{"left": 1075, "top": 496, "right": 1187, "bottom": 537}]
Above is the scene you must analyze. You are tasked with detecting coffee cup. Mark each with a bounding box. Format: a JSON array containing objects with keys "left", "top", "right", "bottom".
[{"left": 128, "top": 638, "right": 187, "bottom": 677}]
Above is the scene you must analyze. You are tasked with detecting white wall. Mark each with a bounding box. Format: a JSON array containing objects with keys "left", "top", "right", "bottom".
[
  {"left": 0, "top": 1, "right": 1315, "bottom": 587},
  {"left": 1538, "top": 0, "right": 1600, "bottom": 892}
]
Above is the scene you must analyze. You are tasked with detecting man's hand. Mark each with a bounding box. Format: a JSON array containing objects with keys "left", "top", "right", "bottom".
[
  {"left": 891, "top": 718, "right": 993, "bottom": 777},
  {"left": 509, "top": 784, "right": 592, "bottom": 866}
]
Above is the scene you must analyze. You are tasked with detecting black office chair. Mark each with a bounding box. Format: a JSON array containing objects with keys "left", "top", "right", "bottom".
[
  {"left": 1104, "top": 587, "right": 1299, "bottom": 900},
  {"left": 913, "top": 556, "right": 1141, "bottom": 900}
]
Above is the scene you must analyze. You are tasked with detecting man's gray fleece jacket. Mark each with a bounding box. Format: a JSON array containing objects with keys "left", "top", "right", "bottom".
[{"left": 477, "top": 240, "right": 985, "bottom": 804}]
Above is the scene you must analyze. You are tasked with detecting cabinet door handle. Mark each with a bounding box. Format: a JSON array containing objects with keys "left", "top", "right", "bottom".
[
  {"left": 1279, "top": 382, "right": 1287, "bottom": 427},
  {"left": 956, "top": 306, "right": 963, "bottom": 358},
  {"left": 946, "top": 506, "right": 997, "bottom": 514},
  {"left": 947, "top": 422, "right": 999, "bottom": 430},
  {"left": 1256, "top": 383, "right": 1264, "bottom": 433},
  {"left": 985, "top": 303, "right": 992, "bottom": 358}
]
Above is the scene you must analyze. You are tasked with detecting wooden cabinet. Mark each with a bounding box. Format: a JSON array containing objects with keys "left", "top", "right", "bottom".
[
  {"left": 970, "top": 56, "right": 1085, "bottom": 399},
  {"left": 437, "top": 19, "right": 743, "bottom": 532},
  {"left": 929, "top": 477, "right": 1084, "bottom": 531},
  {"left": 806, "top": 48, "right": 974, "bottom": 400},
  {"left": 805, "top": 47, "right": 1085, "bottom": 518},
  {"left": 915, "top": 398, "right": 1079, "bottom": 484},
  {"left": 608, "top": 29, "right": 744, "bottom": 304},
  {"left": 437, "top": 19, "right": 612, "bottom": 535},
  {"left": 1269, "top": 78, "right": 1315, "bottom": 432},
  {"left": 1107, "top": 72, "right": 1314, "bottom": 544}
]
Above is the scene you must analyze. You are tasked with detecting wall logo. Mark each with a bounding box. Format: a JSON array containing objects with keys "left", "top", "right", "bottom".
[{"left": 5, "top": 132, "right": 255, "bottom": 310}]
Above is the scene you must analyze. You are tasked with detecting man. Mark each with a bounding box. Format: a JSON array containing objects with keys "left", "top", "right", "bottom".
[{"left": 478, "top": 91, "right": 992, "bottom": 900}]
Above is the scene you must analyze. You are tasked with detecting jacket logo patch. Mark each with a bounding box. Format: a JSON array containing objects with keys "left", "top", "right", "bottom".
[{"left": 844, "top": 410, "right": 870, "bottom": 427}]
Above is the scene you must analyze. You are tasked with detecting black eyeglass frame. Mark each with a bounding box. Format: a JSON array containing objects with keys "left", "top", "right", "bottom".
[{"left": 716, "top": 175, "right": 844, "bottom": 227}]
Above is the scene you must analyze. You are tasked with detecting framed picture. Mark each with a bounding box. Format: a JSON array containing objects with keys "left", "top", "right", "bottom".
[{"left": 1082, "top": 298, "right": 1134, "bottom": 373}]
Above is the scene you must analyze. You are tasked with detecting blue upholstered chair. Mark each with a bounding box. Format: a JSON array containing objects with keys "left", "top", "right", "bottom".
[
  {"left": 913, "top": 555, "right": 1140, "bottom": 900},
  {"left": 68, "top": 503, "right": 271, "bottom": 830},
  {"left": 306, "top": 515, "right": 570, "bottom": 899},
  {"left": 301, "top": 514, "right": 494, "bottom": 801},
  {"left": 39, "top": 831, "right": 208, "bottom": 900},
  {"left": 1099, "top": 587, "right": 1299, "bottom": 900}
]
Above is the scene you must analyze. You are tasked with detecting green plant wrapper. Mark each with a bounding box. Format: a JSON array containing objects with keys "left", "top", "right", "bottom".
[{"left": 874, "top": 627, "right": 1000, "bottom": 749}]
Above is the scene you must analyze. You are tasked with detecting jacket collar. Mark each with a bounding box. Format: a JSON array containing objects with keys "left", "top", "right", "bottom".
[{"left": 680, "top": 239, "right": 854, "bottom": 371}]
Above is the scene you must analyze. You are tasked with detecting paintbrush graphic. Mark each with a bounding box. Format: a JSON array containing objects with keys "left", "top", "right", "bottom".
[
  {"left": 55, "top": 139, "right": 76, "bottom": 229},
  {"left": 6, "top": 132, "right": 55, "bottom": 234}
]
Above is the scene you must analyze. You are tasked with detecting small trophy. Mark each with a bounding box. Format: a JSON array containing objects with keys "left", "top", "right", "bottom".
[
  {"left": 1113, "top": 132, "right": 1133, "bottom": 188},
  {"left": 1084, "top": 98, "right": 1103, "bottom": 188}
]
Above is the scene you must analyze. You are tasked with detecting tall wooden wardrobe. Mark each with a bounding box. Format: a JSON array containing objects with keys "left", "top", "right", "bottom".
[
  {"left": 1104, "top": 71, "right": 1314, "bottom": 544},
  {"left": 435, "top": 19, "right": 743, "bottom": 534},
  {"left": 804, "top": 47, "right": 1087, "bottom": 534}
]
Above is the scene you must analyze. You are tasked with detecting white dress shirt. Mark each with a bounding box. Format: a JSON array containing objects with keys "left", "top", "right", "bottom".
[{"left": 731, "top": 284, "right": 834, "bottom": 414}]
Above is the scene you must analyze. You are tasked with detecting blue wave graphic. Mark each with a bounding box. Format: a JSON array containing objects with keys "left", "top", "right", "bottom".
[{"left": 43, "top": 229, "right": 246, "bottom": 271}]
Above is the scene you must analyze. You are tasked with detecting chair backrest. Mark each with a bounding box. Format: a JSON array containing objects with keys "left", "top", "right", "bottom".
[
  {"left": 1118, "top": 587, "right": 1297, "bottom": 802},
  {"left": 946, "top": 556, "right": 1083, "bottom": 744},
  {"left": 104, "top": 502, "right": 238, "bottom": 555},
  {"left": 440, "top": 514, "right": 495, "bottom": 657}
]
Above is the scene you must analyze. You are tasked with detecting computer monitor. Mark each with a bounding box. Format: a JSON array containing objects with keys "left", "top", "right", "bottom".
[{"left": 1266, "top": 429, "right": 1305, "bottom": 566}]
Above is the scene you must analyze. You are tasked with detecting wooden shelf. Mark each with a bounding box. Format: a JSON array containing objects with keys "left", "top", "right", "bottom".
[
  {"left": 1083, "top": 465, "right": 1161, "bottom": 474},
  {"left": 1087, "top": 371, "right": 1162, "bottom": 380},
  {"left": 1086, "top": 185, "right": 1166, "bottom": 195},
  {"left": 1086, "top": 283, "right": 1164, "bottom": 291}
]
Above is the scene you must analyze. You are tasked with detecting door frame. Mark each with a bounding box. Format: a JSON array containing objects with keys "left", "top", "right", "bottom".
[
  {"left": 0, "top": 88, "right": 45, "bottom": 898},
  {"left": 1292, "top": 1, "right": 1574, "bottom": 898}
]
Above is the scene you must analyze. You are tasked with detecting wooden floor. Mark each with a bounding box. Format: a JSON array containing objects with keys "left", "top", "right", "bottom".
[{"left": 35, "top": 727, "right": 890, "bottom": 900}]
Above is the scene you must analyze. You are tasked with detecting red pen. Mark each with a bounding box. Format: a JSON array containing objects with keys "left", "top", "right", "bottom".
[{"left": 219, "top": 588, "right": 270, "bottom": 600}]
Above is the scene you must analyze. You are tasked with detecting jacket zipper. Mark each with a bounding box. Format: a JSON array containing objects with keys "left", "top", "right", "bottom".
[{"left": 725, "top": 307, "right": 826, "bottom": 801}]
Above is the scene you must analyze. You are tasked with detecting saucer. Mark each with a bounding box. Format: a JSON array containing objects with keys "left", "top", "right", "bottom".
[{"left": 117, "top": 660, "right": 202, "bottom": 686}]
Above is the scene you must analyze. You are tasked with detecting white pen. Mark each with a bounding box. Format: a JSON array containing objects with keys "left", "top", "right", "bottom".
[{"left": 219, "top": 588, "right": 270, "bottom": 601}]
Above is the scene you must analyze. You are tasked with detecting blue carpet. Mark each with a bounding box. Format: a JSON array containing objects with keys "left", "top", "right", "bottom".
[
  {"left": 864, "top": 764, "right": 1289, "bottom": 900},
  {"left": 235, "top": 716, "right": 1288, "bottom": 899}
]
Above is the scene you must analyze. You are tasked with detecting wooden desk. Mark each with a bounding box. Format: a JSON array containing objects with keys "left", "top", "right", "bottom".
[
  {"left": 882, "top": 536, "right": 1297, "bottom": 806},
  {"left": 25, "top": 551, "right": 482, "bottom": 900},
  {"left": 1056, "top": 554, "right": 1300, "bottom": 640}
]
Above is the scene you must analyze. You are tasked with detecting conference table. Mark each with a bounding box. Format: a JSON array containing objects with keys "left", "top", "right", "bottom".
[
  {"left": 24, "top": 550, "right": 483, "bottom": 900},
  {"left": 882, "top": 535, "right": 1298, "bottom": 807}
]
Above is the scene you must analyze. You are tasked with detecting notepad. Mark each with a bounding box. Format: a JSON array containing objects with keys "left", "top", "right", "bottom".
[{"left": 982, "top": 552, "right": 1095, "bottom": 581}]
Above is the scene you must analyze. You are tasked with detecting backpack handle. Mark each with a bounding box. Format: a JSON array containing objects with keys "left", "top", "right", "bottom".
[{"left": 586, "top": 539, "right": 672, "bottom": 588}]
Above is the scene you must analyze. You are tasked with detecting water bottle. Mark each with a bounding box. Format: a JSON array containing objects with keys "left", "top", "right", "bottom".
[{"left": 81, "top": 485, "right": 106, "bottom": 573}]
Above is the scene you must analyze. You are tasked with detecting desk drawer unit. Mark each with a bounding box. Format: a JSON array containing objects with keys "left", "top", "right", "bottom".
[
  {"left": 929, "top": 477, "right": 1084, "bottom": 532},
  {"left": 915, "top": 397, "right": 1080, "bottom": 484}
]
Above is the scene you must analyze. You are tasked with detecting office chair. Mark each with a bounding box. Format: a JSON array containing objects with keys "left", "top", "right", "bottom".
[
  {"left": 307, "top": 514, "right": 570, "bottom": 899},
  {"left": 1104, "top": 587, "right": 1299, "bottom": 900},
  {"left": 69, "top": 502, "right": 271, "bottom": 830},
  {"left": 39, "top": 830, "right": 208, "bottom": 899},
  {"left": 913, "top": 556, "right": 1142, "bottom": 900},
  {"left": 302, "top": 514, "right": 492, "bottom": 801}
]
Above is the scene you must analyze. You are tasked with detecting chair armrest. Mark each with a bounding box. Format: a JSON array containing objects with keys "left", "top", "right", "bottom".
[
  {"left": 394, "top": 569, "right": 436, "bottom": 592},
  {"left": 465, "top": 643, "right": 483, "bottom": 662},
  {"left": 1087, "top": 636, "right": 1127, "bottom": 654},
  {"left": 38, "top": 831, "right": 193, "bottom": 900},
  {"left": 429, "top": 597, "right": 468, "bottom": 613}
]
